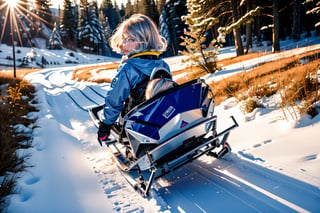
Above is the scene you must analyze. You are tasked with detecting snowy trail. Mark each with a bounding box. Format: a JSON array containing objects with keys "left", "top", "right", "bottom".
[
  {"left": 21, "top": 62, "right": 320, "bottom": 212},
  {"left": 154, "top": 155, "right": 319, "bottom": 213}
]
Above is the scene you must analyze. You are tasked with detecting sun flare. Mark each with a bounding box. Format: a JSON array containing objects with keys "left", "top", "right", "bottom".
[
  {"left": 1, "top": 0, "right": 54, "bottom": 47},
  {"left": 5, "top": 0, "right": 19, "bottom": 9}
]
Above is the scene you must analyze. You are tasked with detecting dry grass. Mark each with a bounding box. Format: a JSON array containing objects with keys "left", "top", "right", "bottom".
[
  {"left": 173, "top": 66, "right": 207, "bottom": 84},
  {"left": 0, "top": 75, "right": 38, "bottom": 211},
  {"left": 72, "top": 63, "right": 120, "bottom": 83},
  {"left": 217, "top": 52, "right": 269, "bottom": 67},
  {"left": 211, "top": 49, "right": 320, "bottom": 105},
  {"left": 210, "top": 49, "right": 320, "bottom": 116},
  {"left": 0, "top": 68, "right": 41, "bottom": 80}
]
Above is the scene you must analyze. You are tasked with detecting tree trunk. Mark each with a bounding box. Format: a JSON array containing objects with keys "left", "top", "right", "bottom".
[
  {"left": 292, "top": 0, "right": 301, "bottom": 40},
  {"left": 252, "top": 0, "right": 261, "bottom": 46},
  {"left": 272, "top": 0, "right": 280, "bottom": 53},
  {"left": 231, "top": 0, "right": 244, "bottom": 56},
  {"left": 245, "top": 0, "right": 252, "bottom": 53}
]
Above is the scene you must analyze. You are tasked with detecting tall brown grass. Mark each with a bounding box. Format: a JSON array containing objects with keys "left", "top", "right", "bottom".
[
  {"left": 0, "top": 75, "right": 38, "bottom": 211},
  {"left": 210, "top": 50, "right": 320, "bottom": 115},
  {"left": 72, "top": 63, "right": 119, "bottom": 83}
]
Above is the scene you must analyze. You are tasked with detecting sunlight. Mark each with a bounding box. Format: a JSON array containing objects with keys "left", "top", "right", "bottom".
[
  {"left": 0, "top": 0, "right": 54, "bottom": 47},
  {"left": 6, "top": 0, "right": 19, "bottom": 9}
]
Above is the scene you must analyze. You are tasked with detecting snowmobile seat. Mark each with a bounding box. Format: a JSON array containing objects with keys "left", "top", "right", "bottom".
[
  {"left": 123, "top": 79, "right": 214, "bottom": 158},
  {"left": 121, "top": 67, "right": 172, "bottom": 117}
]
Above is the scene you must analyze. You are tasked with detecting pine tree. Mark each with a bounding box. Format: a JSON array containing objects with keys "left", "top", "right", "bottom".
[
  {"left": 18, "top": 1, "right": 34, "bottom": 47},
  {"left": 292, "top": 0, "right": 301, "bottom": 40},
  {"left": 79, "top": 1, "right": 108, "bottom": 54},
  {"left": 272, "top": 0, "right": 280, "bottom": 52},
  {"left": 217, "top": 1, "right": 260, "bottom": 56},
  {"left": 135, "top": 0, "right": 159, "bottom": 24},
  {"left": 119, "top": 3, "right": 126, "bottom": 18},
  {"left": 157, "top": 0, "right": 166, "bottom": 13},
  {"left": 134, "top": 0, "right": 140, "bottom": 14},
  {"left": 159, "top": 10, "right": 170, "bottom": 55},
  {"left": 78, "top": 0, "right": 93, "bottom": 52},
  {"left": 304, "top": 0, "right": 320, "bottom": 31},
  {"left": 124, "top": 0, "right": 134, "bottom": 19},
  {"left": 180, "top": 0, "right": 220, "bottom": 73},
  {"left": 99, "top": 10, "right": 111, "bottom": 41},
  {"left": 231, "top": 0, "right": 244, "bottom": 56},
  {"left": 113, "top": 0, "right": 123, "bottom": 20},
  {"left": 162, "top": 0, "right": 187, "bottom": 56},
  {"left": 245, "top": 0, "right": 253, "bottom": 53},
  {"left": 61, "top": 0, "right": 78, "bottom": 50},
  {"left": 100, "top": 0, "right": 120, "bottom": 34},
  {"left": 20, "top": 0, "right": 29, "bottom": 15},
  {"left": 48, "top": 22, "right": 63, "bottom": 49},
  {"left": 35, "top": 0, "right": 53, "bottom": 29},
  {"left": 90, "top": 1, "right": 108, "bottom": 55}
]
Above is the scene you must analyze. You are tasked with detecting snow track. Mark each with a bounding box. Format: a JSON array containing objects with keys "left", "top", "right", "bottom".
[
  {"left": 154, "top": 156, "right": 319, "bottom": 213},
  {"left": 28, "top": 67, "right": 107, "bottom": 111},
  {"left": 24, "top": 66, "right": 320, "bottom": 212}
]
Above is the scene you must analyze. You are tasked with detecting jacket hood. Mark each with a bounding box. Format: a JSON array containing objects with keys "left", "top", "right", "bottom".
[{"left": 125, "top": 57, "right": 170, "bottom": 76}]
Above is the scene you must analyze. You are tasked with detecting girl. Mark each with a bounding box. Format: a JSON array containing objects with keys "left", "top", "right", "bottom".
[{"left": 97, "top": 14, "right": 171, "bottom": 145}]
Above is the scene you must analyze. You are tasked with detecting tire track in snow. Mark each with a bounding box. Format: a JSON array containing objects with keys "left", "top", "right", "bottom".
[
  {"left": 46, "top": 69, "right": 104, "bottom": 110},
  {"left": 216, "top": 169, "right": 310, "bottom": 213},
  {"left": 155, "top": 153, "right": 319, "bottom": 213},
  {"left": 206, "top": 154, "right": 320, "bottom": 212},
  {"left": 87, "top": 85, "right": 106, "bottom": 98},
  {"left": 30, "top": 67, "right": 106, "bottom": 112},
  {"left": 65, "top": 86, "right": 102, "bottom": 111},
  {"left": 155, "top": 162, "right": 290, "bottom": 212}
]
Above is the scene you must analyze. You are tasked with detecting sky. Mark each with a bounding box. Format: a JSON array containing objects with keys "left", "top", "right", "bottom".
[{"left": 1, "top": 33, "right": 320, "bottom": 213}]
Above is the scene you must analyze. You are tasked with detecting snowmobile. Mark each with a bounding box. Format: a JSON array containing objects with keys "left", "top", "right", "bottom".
[{"left": 89, "top": 77, "right": 238, "bottom": 197}]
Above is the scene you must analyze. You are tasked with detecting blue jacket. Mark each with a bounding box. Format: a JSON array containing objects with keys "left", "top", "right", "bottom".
[{"left": 101, "top": 53, "right": 171, "bottom": 125}]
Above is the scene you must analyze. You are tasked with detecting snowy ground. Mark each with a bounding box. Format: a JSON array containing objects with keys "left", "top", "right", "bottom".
[
  {"left": 0, "top": 44, "right": 118, "bottom": 69},
  {"left": 2, "top": 35, "right": 320, "bottom": 213}
]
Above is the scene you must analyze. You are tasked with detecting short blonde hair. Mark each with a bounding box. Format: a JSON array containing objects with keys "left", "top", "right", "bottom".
[
  {"left": 110, "top": 14, "right": 167, "bottom": 54},
  {"left": 145, "top": 78, "right": 177, "bottom": 99}
]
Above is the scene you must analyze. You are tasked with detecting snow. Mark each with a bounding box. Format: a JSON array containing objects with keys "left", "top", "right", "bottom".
[
  {"left": 3, "top": 35, "right": 320, "bottom": 212},
  {"left": 0, "top": 44, "right": 118, "bottom": 69}
]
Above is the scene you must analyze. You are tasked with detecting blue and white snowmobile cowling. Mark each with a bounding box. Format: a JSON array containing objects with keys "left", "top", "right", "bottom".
[{"left": 124, "top": 79, "right": 215, "bottom": 159}]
